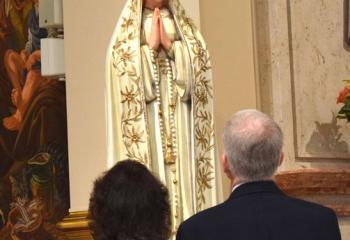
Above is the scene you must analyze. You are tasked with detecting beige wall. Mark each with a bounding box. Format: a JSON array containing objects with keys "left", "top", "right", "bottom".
[
  {"left": 200, "top": 0, "right": 257, "bottom": 197},
  {"left": 64, "top": 0, "right": 124, "bottom": 211}
]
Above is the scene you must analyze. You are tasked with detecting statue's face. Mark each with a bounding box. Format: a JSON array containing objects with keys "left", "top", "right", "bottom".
[{"left": 143, "top": 0, "right": 169, "bottom": 9}]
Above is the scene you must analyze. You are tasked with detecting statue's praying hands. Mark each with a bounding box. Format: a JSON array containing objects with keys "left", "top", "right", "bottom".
[{"left": 147, "top": 8, "right": 172, "bottom": 51}]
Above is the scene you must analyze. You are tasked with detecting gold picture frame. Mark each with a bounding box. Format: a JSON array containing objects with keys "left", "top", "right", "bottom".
[{"left": 57, "top": 211, "right": 92, "bottom": 240}]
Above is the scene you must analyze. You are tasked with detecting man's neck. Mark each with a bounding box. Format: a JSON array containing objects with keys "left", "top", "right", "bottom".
[
  {"left": 231, "top": 178, "right": 244, "bottom": 192},
  {"left": 231, "top": 177, "right": 274, "bottom": 191},
  {"left": 232, "top": 178, "right": 245, "bottom": 188}
]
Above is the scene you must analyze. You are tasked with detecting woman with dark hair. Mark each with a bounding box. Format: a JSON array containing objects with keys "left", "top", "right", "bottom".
[{"left": 89, "top": 160, "right": 171, "bottom": 240}]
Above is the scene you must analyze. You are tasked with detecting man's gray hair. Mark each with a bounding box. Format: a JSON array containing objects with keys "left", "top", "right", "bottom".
[{"left": 223, "top": 109, "right": 283, "bottom": 181}]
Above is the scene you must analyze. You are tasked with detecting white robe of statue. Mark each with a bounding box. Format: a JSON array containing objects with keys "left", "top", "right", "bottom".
[{"left": 106, "top": 0, "right": 222, "bottom": 233}]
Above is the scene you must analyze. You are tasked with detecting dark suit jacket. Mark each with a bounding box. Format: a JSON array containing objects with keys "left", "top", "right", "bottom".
[{"left": 176, "top": 181, "right": 341, "bottom": 240}]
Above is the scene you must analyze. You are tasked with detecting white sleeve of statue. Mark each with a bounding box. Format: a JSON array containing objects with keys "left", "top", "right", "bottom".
[{"left": 172, "top": 41, "right": 192, "bottom": 102}]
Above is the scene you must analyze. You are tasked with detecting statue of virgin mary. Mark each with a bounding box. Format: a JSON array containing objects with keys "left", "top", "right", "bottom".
[{"left": 106, "top": 0, "right": 221, "bottom": 232}]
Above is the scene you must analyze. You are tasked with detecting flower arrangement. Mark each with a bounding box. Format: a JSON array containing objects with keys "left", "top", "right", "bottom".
[{"left": 336, "top": 80, "right": 350, "bottom": 121}]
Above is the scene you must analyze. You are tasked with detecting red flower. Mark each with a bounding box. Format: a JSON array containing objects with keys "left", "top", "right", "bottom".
[{"left": 337, "top": 86, "right": 350, "bottom": 104}]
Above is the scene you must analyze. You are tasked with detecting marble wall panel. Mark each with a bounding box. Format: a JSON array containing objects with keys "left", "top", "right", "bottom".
[{"left": 288, "top": 0, "right": 350, "bottom": 160}]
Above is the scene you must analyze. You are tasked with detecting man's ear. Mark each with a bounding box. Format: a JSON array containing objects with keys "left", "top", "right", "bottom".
[
  {"left": 278, "top": 151, "right": 284, "bottom": 167},
  {"left": 221, "top": 154, "right": 234, "bottom": 180}
]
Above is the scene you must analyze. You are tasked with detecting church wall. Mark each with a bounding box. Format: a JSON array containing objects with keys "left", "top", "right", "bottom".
[
  {"left": 199, "top": 0, "right": 258, "bottom": 198},
  {"left": 63, "top": 0, "right": 124, "bottom": 212}
]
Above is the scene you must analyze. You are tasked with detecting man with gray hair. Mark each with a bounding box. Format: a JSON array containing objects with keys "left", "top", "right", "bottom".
[{"left": 176, "top": 109, "right": 341, "bottom": 240}]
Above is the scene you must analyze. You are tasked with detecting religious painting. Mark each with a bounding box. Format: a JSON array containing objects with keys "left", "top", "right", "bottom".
[{"left": 0, "top": 0, "right": 70, "bottom": 239}]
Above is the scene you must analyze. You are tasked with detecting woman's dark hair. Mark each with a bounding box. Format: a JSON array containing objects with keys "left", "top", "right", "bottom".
[{"left": 88, "top": 160, "right": 171, "bottom": 240}]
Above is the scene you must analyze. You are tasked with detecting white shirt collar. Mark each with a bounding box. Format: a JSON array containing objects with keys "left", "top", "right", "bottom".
[{"left": 231, "top": 182, "right": 246, "bottom": 192}]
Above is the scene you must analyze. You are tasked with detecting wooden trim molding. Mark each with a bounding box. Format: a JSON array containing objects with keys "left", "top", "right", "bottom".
[
  {"left": 275, "top": 169, "right": 350, "bottom": 217},
  {"left": 57, "top": 211, "right": 92, "bottom": 240}
]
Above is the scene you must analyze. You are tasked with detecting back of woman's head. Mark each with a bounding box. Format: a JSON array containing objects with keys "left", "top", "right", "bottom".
[{"left": 89, "top": 160, "right": 171, "bottom": 240}]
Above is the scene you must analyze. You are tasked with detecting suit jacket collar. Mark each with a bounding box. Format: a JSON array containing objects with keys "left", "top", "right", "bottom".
[{"left": 229, "top": 181, "right": 284, "bottom": 200}]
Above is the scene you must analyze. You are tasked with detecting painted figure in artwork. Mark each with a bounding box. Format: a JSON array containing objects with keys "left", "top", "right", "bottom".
[
  {"left": 2, "top": 0, "right": 49, "bottom": 131},
  {"left": 106, "top": 0, "right": 221, "bottom": 233},
  {"left": 0, "top": 0, "right": 32, "bottom": 49}
]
